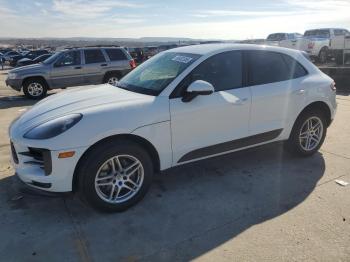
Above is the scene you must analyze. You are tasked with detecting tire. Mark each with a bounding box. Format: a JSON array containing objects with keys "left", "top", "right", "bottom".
[
  {"left": 317, "top": 47, "right": 328, "bottom": 64},
  {"left": 23, "top": 78, "right": 48, "bottom": 99},
  {"left": 103, "top": 72, "right": 120, "bottom": 86},
  {"left": 78, "top": 140, "right": 153, "bottom": 212},
  {"left": 335, "top": 51, "right": 344, "bottom": 65},
  {"left": 285, "top": 110, "right": 327, "bottom": 157}
]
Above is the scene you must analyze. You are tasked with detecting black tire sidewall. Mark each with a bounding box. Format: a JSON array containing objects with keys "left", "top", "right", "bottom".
[
  {"left": 23, "top": 78, "right": 48, "bottom": 99},
  {"left": 287, "top": 110, "right": 327, "bottom": 156},
  {"left": 79, "top": 141, "right": 153, "bottom": 212}
]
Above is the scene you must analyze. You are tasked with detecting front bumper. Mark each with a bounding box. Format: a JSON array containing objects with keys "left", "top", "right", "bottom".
[
  {"left": 6, "top": 78, "right": 22, "bottom": 91},
  {"left": 10, "top": 140, "right": 87, "bottom": 192}
]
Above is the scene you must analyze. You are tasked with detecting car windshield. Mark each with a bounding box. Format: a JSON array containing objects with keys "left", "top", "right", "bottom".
[
  {"left": 117, "top": 52, "right": 201, "bottom": 96},
  {"left": 267, "top": 33, "right": 286, "bottom": 41},
  {"left": 42, "top": 51, "right": 60, "bottom": 64},
  {"left": 304, "top": 29, "right": 330, "bottom": 38}
]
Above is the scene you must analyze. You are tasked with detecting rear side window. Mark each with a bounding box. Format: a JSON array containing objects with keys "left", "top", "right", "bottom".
[
  {"left": 105, "top": 49, "right": 127, "bottom": 61},
  {"left": 247, "top": 51, "right": 306, "bottom": 86},
  {"left": 183, "top": 51, "right": 242, "bottom": 92},
  {"left": 84, "top": 49, "right": 106, "bottom": 64},
  {"left": 281, "top": 54, "right": 308, "bottom": 79}
]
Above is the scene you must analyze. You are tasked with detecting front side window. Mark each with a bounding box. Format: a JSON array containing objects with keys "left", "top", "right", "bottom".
[
  {"left": 247, "top": 51, "right": 307, "bottom": 86},
  {"left": 84, "top": 49, "right": 106, "bottom": 64},
  {"left": 118, "top": 52, "right": 200, "bottom": 96},
  {"left": 184, "top": 51, "right": 242, "bottom": 93},
  {"left": 55, "top": 51, "right": 81, "bottom": 67}
]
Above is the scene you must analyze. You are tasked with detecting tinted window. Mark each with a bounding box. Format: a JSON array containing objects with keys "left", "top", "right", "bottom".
[
  {"left": 248, "top": 51, "right": 291, "bottom": 86},
  {"left": 179, "top": 51, "right": 242, "bottom": 93},
  {"left": 84, "top": 49, "right": 106, "bottom": 64},
  {"left": 281, "top": 54, "right": 308, "bottom": 78},
  {"left": 105, "top": 49, "right": 127, "bottom": 61},
  {"left": 248, "top": 51, "right": 307, "bottom": 86},
  {"left": 55, "top": 51, "right": 81, "bottom": 67}
]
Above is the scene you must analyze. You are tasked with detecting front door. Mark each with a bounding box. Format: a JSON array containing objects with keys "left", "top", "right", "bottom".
[
  {"left": 50, "top": 50, "right": 84, "bottom": 88},
  {"left": 170, "top": 51, "right": 251, "bottom": 164}
]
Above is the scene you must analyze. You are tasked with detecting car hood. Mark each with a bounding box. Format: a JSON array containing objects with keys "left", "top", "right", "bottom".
[
  {"left": 10, "top": 63, "right": 44, "bottom": 73},
  {"left": 13, "top": 84, "right": 156, "bottom": 131}
]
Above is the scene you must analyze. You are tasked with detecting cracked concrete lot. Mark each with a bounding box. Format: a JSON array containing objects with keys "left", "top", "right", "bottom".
[{"left": 0, "top": 70, "right": 349, "bottom": 261}]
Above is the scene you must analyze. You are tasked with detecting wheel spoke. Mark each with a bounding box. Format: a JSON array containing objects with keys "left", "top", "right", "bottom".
[
  {"left": 96, "top": 174, "right": 114, "bottom": 181},
  {"left": 125, "top": 161, "right": 140, "bottom": 176},
  {"left": 109, "top": 184, "right": 116, "bottom": 200},
  {"left": 114, "top": 186, "right": 121, "bottom": 200},
  {"left": 114, "top": 156, "right": 123, "bottom": 172},
  {"left": 97, "top": 182, "right": 113, "bottom": 186},
  {"left": 123, "top": 183, "right": 136, "bottom": 192},
  {"left": 126, "top": 178, "right": 139, "bottom": 188}
]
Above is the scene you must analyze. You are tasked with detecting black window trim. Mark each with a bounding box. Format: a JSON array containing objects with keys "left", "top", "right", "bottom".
[{"left": 169, "top": 50, "right": 245, "bottom": 99}]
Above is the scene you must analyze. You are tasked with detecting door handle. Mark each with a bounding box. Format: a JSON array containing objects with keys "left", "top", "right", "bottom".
[
  {"left": 74, "top": 66, "right": 82, "bottom": 69},
  {"left": 233, "top": 97, "right": 248, "bottom": 105},
  {"left": 100, "top": 63, "right": 108, "bottom": 67},
  {"left": 295, "top": 89, "right": 306, "bottom": 95}
]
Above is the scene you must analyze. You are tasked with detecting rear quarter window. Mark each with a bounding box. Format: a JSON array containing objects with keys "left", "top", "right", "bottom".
[{"left": 105, "top": 49, "right": 128, "bottom": 61}]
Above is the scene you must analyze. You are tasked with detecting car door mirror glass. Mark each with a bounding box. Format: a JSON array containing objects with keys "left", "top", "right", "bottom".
[{"left": 182, "top": 80, "right": 214, "bottom": 102}]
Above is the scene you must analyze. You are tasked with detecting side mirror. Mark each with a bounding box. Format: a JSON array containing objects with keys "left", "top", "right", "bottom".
[{"left": 182, "top": 80, "right": 214, "bottom": 102}]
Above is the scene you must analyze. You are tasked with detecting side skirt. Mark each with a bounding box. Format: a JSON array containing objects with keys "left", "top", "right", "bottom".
[{"left": 178, "top": 129, "right": 283, "bottom": 163}]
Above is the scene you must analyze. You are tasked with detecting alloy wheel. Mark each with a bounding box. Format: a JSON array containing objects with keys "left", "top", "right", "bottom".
[
  {"left": 299, "top": 116, "right": 324, "bottom": 151},
  {"left": 27, "top": 82, "right": 44, "bottom": 97},
  {"left": 94, "top": 154, "right": 144, "bottom": 204}
]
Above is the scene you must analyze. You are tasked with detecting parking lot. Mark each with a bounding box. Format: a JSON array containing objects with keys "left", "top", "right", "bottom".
[{"left": 0, "top": 70, "right": 349, "bottom": 261}]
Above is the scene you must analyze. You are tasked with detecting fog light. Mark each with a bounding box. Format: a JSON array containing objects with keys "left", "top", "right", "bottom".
[{"left": 58, "top": 151, "right": 75, "bottom": 158}]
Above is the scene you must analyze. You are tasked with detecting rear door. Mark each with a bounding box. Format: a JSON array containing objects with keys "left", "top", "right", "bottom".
[
  {"left": 247, "top": 50, "right": 308, "bottom": 136},
  {"left": 82, "top": 49, "right": 108, "bottom": 84},
  {"left": 104, "top": 48, "right": 130, "bottom": 77},
  {"left": 49, "top": 50, "right": 84, "bottom": 88}
]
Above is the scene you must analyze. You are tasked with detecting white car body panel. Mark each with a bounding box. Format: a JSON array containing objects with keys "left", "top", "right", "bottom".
[{"left": 9, "top": 44, "right": 337, "bottom": 192}]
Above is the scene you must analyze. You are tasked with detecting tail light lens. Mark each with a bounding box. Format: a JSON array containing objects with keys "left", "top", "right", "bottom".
[
  {"left": 330, "top": 81, "right": 336, "bottom": 91},
  {"left": 129, "top": 59, "right": 136, "bottom": 69},
  {"left": 308, "top": 42, "right": 315, "bottom": 49}
]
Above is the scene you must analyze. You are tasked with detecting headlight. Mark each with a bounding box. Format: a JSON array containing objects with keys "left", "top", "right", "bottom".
[
  {"left": 8, "top": 72, "right": 17, "bottom": 79},
  {"left": 24, "top": 114, "right": 82, "bottom": 139}
]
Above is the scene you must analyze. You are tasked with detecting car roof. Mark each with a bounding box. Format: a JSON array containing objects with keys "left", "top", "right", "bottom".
[{"left": 165, "top": 43, "right": 302, "bottom": 56}]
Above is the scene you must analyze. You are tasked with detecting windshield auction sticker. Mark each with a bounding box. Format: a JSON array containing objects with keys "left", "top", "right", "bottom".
[{"left": 172, "top": 55, "right": 193, "bottom": 63}]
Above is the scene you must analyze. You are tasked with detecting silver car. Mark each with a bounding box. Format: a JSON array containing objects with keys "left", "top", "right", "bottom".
[{"left": 6, "top": 47, "right": 136, "bottom": 99}]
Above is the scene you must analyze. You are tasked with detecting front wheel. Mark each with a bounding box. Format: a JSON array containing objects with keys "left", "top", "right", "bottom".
[
  {"left": 23, "top": 78, "right": 48, "bottom": 99},
  {"left": 285, "top": 111, "right": 327, "bottom": 156},
  {"left": 78, "top": 140, "right": 153, "bottom": 212}
]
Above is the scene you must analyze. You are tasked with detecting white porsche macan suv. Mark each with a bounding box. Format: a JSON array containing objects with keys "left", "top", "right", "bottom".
[{"left": 9, "top": 44, "right": 337, "bottom": 211}]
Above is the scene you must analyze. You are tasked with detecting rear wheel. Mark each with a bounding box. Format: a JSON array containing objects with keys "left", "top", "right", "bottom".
[
  {"left": 103, "top": 73, "right": 120, "bottom": 86},
  {"left": 285, "top": 110, "right": 327, "bottom": 156},
  {"left": 23, "top": 78, "right": 48, "bottom": 99},
  {"left": 318, "top": 47, "right": 328, "bottom": 64},
  {"left": 78, "top": 140, "right": 153, "bottom": 212}
]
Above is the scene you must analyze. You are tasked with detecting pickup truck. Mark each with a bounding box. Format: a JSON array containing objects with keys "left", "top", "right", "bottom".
[
  {"left": 266, "top": 33, "right": 303, "bottom": 49},
  {"left": 299, "top": 28, "right": 350, "bottom": 63}
]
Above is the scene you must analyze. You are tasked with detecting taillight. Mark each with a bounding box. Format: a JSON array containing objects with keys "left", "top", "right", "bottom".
[
  {"left": 330, "top": 81, "right": 336, "bottom": 91},
  {"left": 129, "top": 59, "right": 136, "bottom": 69},
  {"left": 308, "top": 42, "right": 315, "bottom": 49}
]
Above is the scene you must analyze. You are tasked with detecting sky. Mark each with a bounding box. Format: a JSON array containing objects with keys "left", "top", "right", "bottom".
[{"left": 0, "top": 0, "right": 350, "bottom": 40}]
